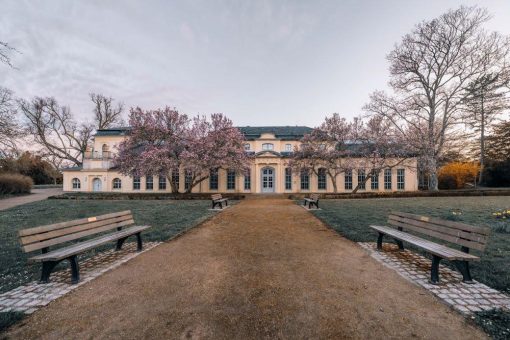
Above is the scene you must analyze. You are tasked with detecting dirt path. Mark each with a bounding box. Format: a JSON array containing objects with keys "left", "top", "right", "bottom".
[
  {"left": 0, "top": 188, "right": 62, "bottom": 211},
  {"left": 5, "top": 199, "right": 486, "bottom": 339}
]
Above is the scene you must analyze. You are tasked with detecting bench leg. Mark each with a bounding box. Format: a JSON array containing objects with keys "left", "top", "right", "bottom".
[
  {"left": 377, "top": 233, "right": 384, "bottom": 250},
  {"left": 225, "top": 200, "right": 228, "bottom": 207},
  {"left": 69, "top": 255, "right": 80, "bottom": 284},
  {"left": 116, "top": 236, "right": 128, "bottom": 251},
  {"left": 136, "top": 232, "right": 143, "bottom": 251},
  {"left": 430, "top": 255, "right": 442, "bottom": 285},
  {"left": 453, "top": 260, "right": 474, "bottom": 284},
  {"left": 394, "top": 239, "right": 404, "bottom": 250},
  {"left": 40, "top": 261, "right": 58, "bottom": 283}
]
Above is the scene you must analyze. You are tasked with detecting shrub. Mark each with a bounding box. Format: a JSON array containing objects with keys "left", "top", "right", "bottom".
[
  {"left": 0, "top": 173, "right": 33, "bottom": 195},
  {"left": 438, "top": 162, "right": 479, "bottom": 189}
]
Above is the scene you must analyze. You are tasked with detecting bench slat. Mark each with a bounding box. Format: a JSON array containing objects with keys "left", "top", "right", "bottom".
[
  {"left": 388, "top": 216, "right": 488, "bottom": 251},
  {"left": 20, "top": 215, "right": 134, "bottom": 246},
  {"left": 22, "top": 219, "right": 135, "bottom": 253},
  {"left": 28, "top": 225, "right": 151, "bottom": 262},
  {"left": 18, "top": 210, "right": 133, "bottom": 237},
  {"left": 370, "top": 225, "right": 480, "bottom": 261},
  {"left": 390, "top": 211, "right": 491, "bottom": 235}
]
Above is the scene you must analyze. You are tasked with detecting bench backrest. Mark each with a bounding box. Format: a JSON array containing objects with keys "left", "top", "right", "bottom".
[
  {"left": 388, "top": 211, "right": 491, "bottom": 252},
  {"left": 310, "top": 194, "right": 320, "bottom": 200},
  {"left": 18, "top": 210, "right": 135, "bottom": 253},
  {"left": 211, "top": 194, "right": 223, "bottom": 200}
]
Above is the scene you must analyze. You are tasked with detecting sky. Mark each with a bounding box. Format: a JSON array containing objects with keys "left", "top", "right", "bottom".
[{"left": 1, "top": 0, "right": 510, "bottom": 128}]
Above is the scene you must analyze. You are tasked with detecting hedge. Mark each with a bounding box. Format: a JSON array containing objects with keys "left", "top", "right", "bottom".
[{"left": 0, "top": 173, "right": 33, "bottom": 195}]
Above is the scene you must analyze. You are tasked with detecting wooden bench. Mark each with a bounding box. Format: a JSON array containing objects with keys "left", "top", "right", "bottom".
[
  {"left": 303, "top": 194, "right": 320, "bottom": 209},
  {"left": 18, "top": 210, "right": 151, "bottom": 284},
  {"left": 211, "top": 194, "right": 228, "bottom": 209},
  {"left": 370, "top": 211, "right": 491, "bottom": 284}
]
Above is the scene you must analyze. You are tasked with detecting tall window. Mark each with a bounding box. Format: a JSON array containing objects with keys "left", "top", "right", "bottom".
[
  {"left": 397, "top": 169, "right": 405, "bottom": 190},
  {"left": 285, "top": 144, "right": 292, "bottom": 152},
  {"left": 227, "top": 170, "right": 236, "bottom": 190},
  {"left": 244, "top": 143, "right": 250, "bottom": 151},
  {"left": 345, "top": 170, "right": 352, "bottom": 190},
  {"left": 72, "top": 178, "right": 81, "bottom": 189},
  {"left": 318, "top": 168, "right": 327, "bottom": 190},
  {"left": 358, "top": 169, "right": 366, "bottom": 190},
  {"left": 285, "top": 168, "right": 292, "bottom": 190},
  {"left": 172, "top": 169, "right": 180, "bottom": 191},
  {"left": 300, "top": 169, "right": 309, "bottom": 190},
  {"left": 159, "top": 175, "right": 166, "bottom": 190},
  {"left": 262, "top": 143, "right": 274, "bottom": 151},
  {"left": 146, "top": 176, "right": 153, "bottom": 190},
  {"left": 112, "top": 178, "right": 122, "bottom": 189},
  {"left": 185, "top": 170, "right": 193, "bottom": 191},
  {"left": 209, "top": 169, "right": 219, "bottom": 190},
  {"left": 384, "top": 169, "right": 392, "bottom": 190},
  {"left": 244, "top": 169, "right": 251, "bottom": 190},
  {"left": 133, "top": 176, "right": 140, "bottom": 190},
  {"left": 371, "top": 170, "right": 379, "bottom": 190}
]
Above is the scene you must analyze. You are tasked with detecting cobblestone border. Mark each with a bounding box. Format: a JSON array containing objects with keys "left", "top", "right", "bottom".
[
  {"left": 359, "top": 242, "right": 510, "bottom": 315},
  {"left": 0, "top": 242, "right": 160, "bottom": 314}
]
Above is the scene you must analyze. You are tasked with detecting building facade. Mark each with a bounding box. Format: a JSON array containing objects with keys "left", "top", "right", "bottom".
[{"left": 62, "top": 126, "right": 418, "bottom": 193}]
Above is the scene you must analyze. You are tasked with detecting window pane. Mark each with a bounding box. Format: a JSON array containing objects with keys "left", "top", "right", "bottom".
[
  {"left": 300, "top": 170, "right": 309, "bottom": 190},
  {"left": 384, "top": 169, "right": 392, "bottom": 190},
  {"left": 146, "top": 175, "right": 153, "bottom": 190},
  {"left": 159, "top": 176, "right": 166, "bottom": 190},
  {"left": 133, "top": 176, "right": 140, "bottom": 190},
  {"left": 345, "top": 170, "right": 352, "bottom": 190},
  {"left": 358, "top": 170, "right": 366, "bottom": 190},
  {"left": 210, "top": 169, "right": 219, "bottom": 190},
  {"left": 371, "top": 170, "right": 379, "bottom": 190},
  {"left": 397, "top": 169, "right": 405, "bottom": 190},
  {"left": 227, "top": 170, "right": 236, "bottom": 190},
  {"left": 285, "top": 168, "right": 292, "bottom": 190},
  {"left": 318, "top": 168, "right": 327, "bottom": 190}
]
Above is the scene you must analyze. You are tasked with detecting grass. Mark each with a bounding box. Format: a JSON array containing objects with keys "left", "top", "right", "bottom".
[
  {"left": 0, "top": 199, "right": 216, "bottom": 294},
  {"left": 311, "top": 196, "right": 510, "bottom": 293}
]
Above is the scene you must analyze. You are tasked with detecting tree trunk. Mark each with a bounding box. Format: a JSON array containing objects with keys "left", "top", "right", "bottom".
[
  {"left": 479, "top": 100, "right": 485, "bottom": 186},
  {"left": 352, "top": 172, "right": 371, "bottom": 194}
]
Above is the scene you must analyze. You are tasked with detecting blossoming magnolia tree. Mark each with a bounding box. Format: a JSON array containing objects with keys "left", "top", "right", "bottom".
[{"left": 115, "top": 107, "right": 249, "bottom": 193}]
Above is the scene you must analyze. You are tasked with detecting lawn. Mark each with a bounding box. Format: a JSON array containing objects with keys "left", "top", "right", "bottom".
[
  {"left": 0, "top": 199, "right": 216, "bottom": 294},
  {"left": 311, "top": 196, "right": 510, "bottom": 294}
]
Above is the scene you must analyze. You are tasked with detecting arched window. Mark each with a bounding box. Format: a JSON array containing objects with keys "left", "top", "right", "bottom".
[
  {"left": 285, "top": 144, "right": 292, "bottom": 152},
  {"left": 262, "top": 143, "right": 274, "bottom": 151},
  {"left": 102, "top": 144, "right": 108, "bottom": 152},
  {"left": 112, "top": 178, "right": 122, "bottom": 189},
  {"left": 72, "top": 178, "right": 81, "bottom": 189}
]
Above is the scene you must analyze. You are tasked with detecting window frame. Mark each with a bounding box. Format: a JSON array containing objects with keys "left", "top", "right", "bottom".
[
  {"left": 244, "top": 143, "right": 251, "bottom": 151},
  {"left": 384, "top": 169, "right": 392, "bottom": 190},
  {"left": 171, "top": 169, "right": 180, "bottom": 191},
  {"left": 345, "top": 170, "right": 352, "bottom": 190},
  {"left": 133, "top": 176, "right": 141, "bottom": 190},
  {"left": 371, "top": 170, "right": 379, "bottom": 190},
  {"left": 318, "top": 168, "right": 327, "bottom": 190},
  {"left": 209, "top": 169, "right": 219, "bottom": 190},
  {"left": 227, "top": 169, "right": 236, "bottom": 190},
  {"left": 146, "top": 175, "right": 153, "bottom": 190},
  {"left": 158, "top": 175, "right": 166, "bottom": 190},
  {"left": 357, "top": 169, "right": 366, "bottom": 190},
  {"left": 397, "top": 169, "right": 405, "bottom": 190},
  {"left": 300, "top": 169, "right": 310, "bottom": 190},
  {"left": 262, "top": 143, "right": 274, "bottom": 151},
  {"left": 72, "top": 178, "right": 81, "bottom": 189},
  {"left": 112, "top": 178, "right": 122, "bottom": 189},
  {"left": 285, "top": 167, "right": 292, "bottom": 190},
  {"left": 184, "top": 170, "right": 193, "bottom": 191},
  {"left": 244, "top": 169, "right": 251, "bottom": 190},
  {"left": 285, "top": 144, "right": 292, "bottom": 152}
]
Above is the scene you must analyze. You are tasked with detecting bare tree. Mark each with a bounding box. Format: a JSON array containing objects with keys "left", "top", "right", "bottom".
[
  {"left": 0, "top": 87, "right": 23, "bottom": 156},
  {"left": 18, "top": 97, "right": 93, "bottom": 166},
  {"left": 90, "top": 93, "right": 124, "bottom": 129},
  {"left": 364, "top": 6, "right": 509, "bottom": 190},
  {"left": 0, "top": 41, "right": 19, "bottom": 68}
]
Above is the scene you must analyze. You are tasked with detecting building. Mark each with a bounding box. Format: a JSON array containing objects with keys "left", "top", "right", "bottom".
[{"left": 62, "top": 126, "right": 418, "bottom": 193}]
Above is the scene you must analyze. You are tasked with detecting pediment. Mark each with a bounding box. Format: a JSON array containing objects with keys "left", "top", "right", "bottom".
[{"left": 255, "top": 150, "right": 281, "bottom": 158}]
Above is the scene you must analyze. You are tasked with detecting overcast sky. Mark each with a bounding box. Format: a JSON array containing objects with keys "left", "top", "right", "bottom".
[{"left": 2, "top": 0, "right": 510, "bottom": 127}]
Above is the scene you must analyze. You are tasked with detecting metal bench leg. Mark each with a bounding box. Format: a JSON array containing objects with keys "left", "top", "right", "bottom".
[
  {"left": 69, "top": 255, "right": 80, "bottom": 284},
  {"left": 377, "top": 233, "right": 384, "bottom": 250},
  {"left": 116, "top": 236, "right": 128, "bottom": 250},
  {"left": 394, "top": 239, "right": 404, "bottom": 250},
  {"left": 453, "top": 260, "right": 474, "bottom": 284},
  {"left": 40, "top": 261, "right": 58, "bottom": 283},
  {"left": 136, "top": 232, "right": 143, "bottom": 251},
  {"left": 430, "top": 255, "right": 442, "bottom": 285}
]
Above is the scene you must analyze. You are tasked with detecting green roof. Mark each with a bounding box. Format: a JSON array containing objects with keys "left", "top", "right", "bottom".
[{"left": 95, "top": 126, "right": 313, "bottom": 140}]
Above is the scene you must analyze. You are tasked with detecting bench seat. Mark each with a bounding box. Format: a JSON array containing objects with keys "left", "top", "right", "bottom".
[
  {"left": 371, "top": 225, "right": 480, "bottom": 261},
  {"left": 28, "top": 225, "right": 150, "bottom": 263}
]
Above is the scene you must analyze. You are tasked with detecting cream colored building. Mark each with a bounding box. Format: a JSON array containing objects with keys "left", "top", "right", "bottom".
[{"left": 62, "top": 126, "right": 418, "bottom": 194}]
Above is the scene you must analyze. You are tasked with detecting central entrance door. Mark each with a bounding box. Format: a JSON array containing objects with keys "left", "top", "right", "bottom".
[
  {"left": 92, "top": 178, "right": 102, "bottom": 192},
  {"left": 261, "top": 167, "right": 275, "bottom": 193}
]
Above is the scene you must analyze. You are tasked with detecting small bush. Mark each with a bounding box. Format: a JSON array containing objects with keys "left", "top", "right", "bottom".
[{"left": 0, "top": 173, "right": 33, "bottom": 195}]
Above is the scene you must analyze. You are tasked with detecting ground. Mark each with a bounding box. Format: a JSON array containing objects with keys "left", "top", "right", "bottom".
[
  {"left": 0, "top": 188, "right": 62, "bottom": 211},
  {"left": 4, "top": 199, "right": 487, "bottom": 339},
  {"left": 312, "top": 196, "right": 510, "bottom": 294},
  {"left": 0, "top": 199, "right": 215, "bottom": 294}
]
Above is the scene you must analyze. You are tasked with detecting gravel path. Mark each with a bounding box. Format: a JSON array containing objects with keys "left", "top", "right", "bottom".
[
  {"left": 0, "top": 188, "right": 62, "bottom": 211},
  {"left": 5, "top": 199, "right": 486, "bottom": 339}
]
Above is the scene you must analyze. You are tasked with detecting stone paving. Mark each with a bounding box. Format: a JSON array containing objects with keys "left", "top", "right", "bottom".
[
  {"left": 0, "top": 242, "right": 160, "bottom": 314},
  {"left": 359, "top": 242, "right": 510, "bottom": 315}
]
